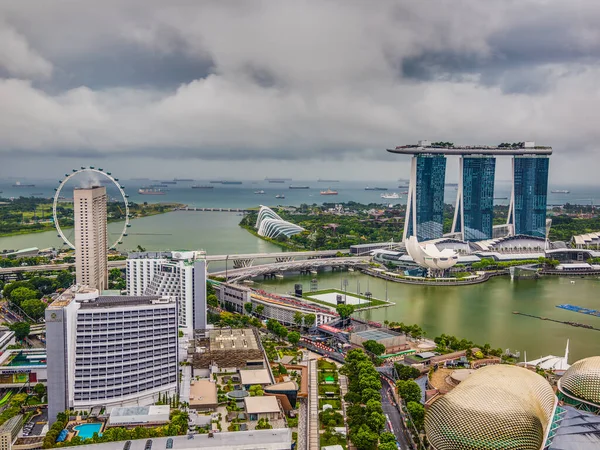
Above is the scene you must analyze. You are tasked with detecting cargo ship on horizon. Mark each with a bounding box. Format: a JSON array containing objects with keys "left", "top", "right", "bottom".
[
  {"left": 139, "top": 188, "right": 166, "bottom": 195},
  {"left": 320, "top": 188, "right": 338, "bottom": 195}
]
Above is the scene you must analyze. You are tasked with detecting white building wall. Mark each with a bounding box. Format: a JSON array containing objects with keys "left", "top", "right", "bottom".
[{"left": 72, "top": 301, "right": 178, "bottom": 410}]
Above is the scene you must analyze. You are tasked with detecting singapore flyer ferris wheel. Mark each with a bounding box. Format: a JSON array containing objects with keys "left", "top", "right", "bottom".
[{"left": 53, "top": 167, "right": 130, "bottom": 250}]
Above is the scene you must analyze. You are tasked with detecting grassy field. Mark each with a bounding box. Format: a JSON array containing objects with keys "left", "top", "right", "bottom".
[{"left": 303, "top": 288, "right": 389, "bottom": 309}]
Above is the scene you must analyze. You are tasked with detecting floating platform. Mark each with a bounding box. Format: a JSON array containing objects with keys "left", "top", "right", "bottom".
[{"left": 557, "top": 304, "right": 600, "bottom": 318}]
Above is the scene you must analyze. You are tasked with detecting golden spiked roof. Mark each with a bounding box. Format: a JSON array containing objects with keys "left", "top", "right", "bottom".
[{"left": 425, "top": 365, "right": 556, "bottom": 450}]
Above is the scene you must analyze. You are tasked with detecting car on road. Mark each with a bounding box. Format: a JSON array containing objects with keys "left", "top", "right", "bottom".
[
  {"left": 123, "top": 441, "right": 131, "bottom": 450},
  {"left": 144, "top": 440, "right": 152, "bottom": 450},
  {"left": 166, "top": 438, "right": 173, "bottom": 449}
]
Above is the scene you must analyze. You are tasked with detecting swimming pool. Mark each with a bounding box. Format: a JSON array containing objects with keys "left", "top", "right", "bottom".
[{"left": 74, "top": 423, "right": 103, "bottom": 439}]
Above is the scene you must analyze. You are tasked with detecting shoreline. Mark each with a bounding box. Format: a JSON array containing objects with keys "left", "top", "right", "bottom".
[{"left": 0, "top": 204, "right": 185, "bottom": 239}]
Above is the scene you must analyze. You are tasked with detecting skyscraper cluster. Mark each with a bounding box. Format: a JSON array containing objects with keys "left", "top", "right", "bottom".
[{"left": 390, "top": 141, "right": 552, "bottom": 242}]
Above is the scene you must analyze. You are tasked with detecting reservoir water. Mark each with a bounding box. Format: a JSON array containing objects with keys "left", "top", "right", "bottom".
[
  {"left": 1, "top": 191, "right": 600, "bottom": 363},
  {"left": 257, "top": 272, "right": 600, "bottom": 363}
]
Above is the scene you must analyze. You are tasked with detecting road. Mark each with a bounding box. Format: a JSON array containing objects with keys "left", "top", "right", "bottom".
[
  {"left": 380, "top": 385, "right": 411, "bottom": 450},
  {"left": 0, "top": 260, "right": 125, "bottom": 275}
]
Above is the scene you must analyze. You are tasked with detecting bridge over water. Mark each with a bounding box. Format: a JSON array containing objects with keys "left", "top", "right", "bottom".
[{"left": 211, "top": 256, "right": 371, "bottom": 282}]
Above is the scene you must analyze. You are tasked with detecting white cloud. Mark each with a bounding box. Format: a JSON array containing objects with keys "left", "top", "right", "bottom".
[
  {"left": 0, "top": 1, "right": 599, "bottom": 182},
  {"left": 0, "top": 22, "right": 52, "bottom": 78}
]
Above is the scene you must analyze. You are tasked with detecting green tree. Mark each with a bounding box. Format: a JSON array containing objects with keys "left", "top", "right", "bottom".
[
  {"left": 362, "top": 340, "right": 386, "bottom": 356},
  {"left": 255, "top": 304, "right": 265, "bottom": 316},
  {"left": 287, "top": 331, "right": 300, "bottom": 346},
  {"left": 207, "top": 294, "right": 218, "bottom": 308},
  {"left": 53, "top": 271, "right": 74, "bottom": 289},
  {"left": 293, "top": 311, "right": 304, "bottom": 327},
  {"left": 33, "top": 383, "right": 46, "bottom": 397},
  {"left": 379, "top": 432, "right": 396, "bottom": 444},
  {"left": 394, "top": 363, "right": 421, "bottom": 380},
  {"left": 109, "top": 268, "right": 122, "bottom": 281},
  {"left": 303, "top": 313, "right": 316, "bottom": 328},
  {"left": 336, "top": 304, "right": 355, "bottom": 320},
  {"left": 379, "top": 443, "right": 397, "bottom": 450},
  {"left": 9, "top": 322, "right": 30, "bottom": 341},
  {"left": 244, "top": 303, "right": 253, "bottom": 315},
  {"left": 350, "top": 423, "right": 379, "bottom": 450},
  {"left": 396, "top": 379, "right": 421, "bottom": 404},
  {"left": 21, "top": 299, "right": 46, "bottom": 321},
  {"left": 8, "top": 286, "right": 39, "bottom": 307},
  {"left": 248, "top": 385, "right": 264, "bottom": 396},
  {"left": 406, "top": 401, "right": 425, "bottom": 431}
]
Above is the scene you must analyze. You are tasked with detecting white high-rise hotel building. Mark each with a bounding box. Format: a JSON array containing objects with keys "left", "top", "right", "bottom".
[
  {"left": 46, "top": 286, "right": 178, "bottom": 424},
  {"left": 126, "top": 251, "right": 207, "bottom": 330},
  {"left": 74, "top": 186, "right": 108, "bottom": 291}
]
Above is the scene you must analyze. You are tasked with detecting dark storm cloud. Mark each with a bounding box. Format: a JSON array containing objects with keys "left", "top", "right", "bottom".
[{"left": 0, "top": 0, "right": 600, "bottom": 182}]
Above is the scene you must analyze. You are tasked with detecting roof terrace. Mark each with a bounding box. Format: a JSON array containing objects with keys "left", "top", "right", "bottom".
[{"left": 387, "top": 141, "right": 552, "bottom": 156}]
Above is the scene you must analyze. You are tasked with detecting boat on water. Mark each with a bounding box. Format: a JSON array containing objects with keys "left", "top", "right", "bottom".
[
  {"left": 320, "top": 189, "right": 338, "bottom": 195},
  {"left": 318, "top": 179, "right": 339, "bottom": 183},
  {"left": 275, "top": 194, "right": 285, "bottom": 199},
  {"left": 254, "top": 190, "right": 266, "bottom": 194},
  {"left": 266, "top": 178, "right": 287, "bottom": 183},
  {"left": 222, "top": 181, "right": 242, "bottom": 185},
  {"left": 174, "top": 178, "right": 194, "bottom": 182},
  {"left": 12, "top": 181, "right": 35, "bottom": 187},
  {"left": 138, "top": 188, "right": 166, "bottom": 195},
  {"left": 365, "top": 187, "right": 388, "bottom": 191},
  {"left": 289, "top": 185, "right": 309, "bottom": 189},
  {"left": 551, "top": 190, "right": 570, "bottom": 194},
  {"left": 161, "top": 181, "right": 177, "bottom": 185},
  {"left": 381, "top": 192, "right": 400, "bottom": 199},
  {"left": 191, "top": 185, "right": 214, "bottom": 189}
]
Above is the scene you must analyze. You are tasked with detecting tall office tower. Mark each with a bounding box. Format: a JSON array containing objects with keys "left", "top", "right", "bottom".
[
  {"left": 45, "top": 286, "right": 178, "bottom": 424},
  {"left": 452, "top": 156, "right": 496, "bottom": 241},
  {"left": 127, "top": 251, "right": 207, "bottom": 330},
  {"left": 403, "top": 154, "right": 447, "bottom": 242},
  {"left": 509, "top": 156, "right": 550, "bottom": 238},
  {"left": 74, "top": 186, "right": 108, "bottom": 291}
]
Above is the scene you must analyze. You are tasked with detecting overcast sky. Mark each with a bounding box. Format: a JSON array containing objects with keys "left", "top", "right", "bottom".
[{"left": 1, "top": 0, "right": 599, "bottom": 183}]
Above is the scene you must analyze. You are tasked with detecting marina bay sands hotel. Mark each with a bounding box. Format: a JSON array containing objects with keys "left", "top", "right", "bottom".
[{"left": 388, "top": 141, "right": 552, "bottom": 242}]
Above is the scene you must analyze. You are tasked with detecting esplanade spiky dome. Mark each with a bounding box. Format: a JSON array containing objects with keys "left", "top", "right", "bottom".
[
  {"left": 559, "top": 356, "right": 600, "bottom": 406},
  {"left": 425, "top": 365, "right": 556, "bottom": 450}
]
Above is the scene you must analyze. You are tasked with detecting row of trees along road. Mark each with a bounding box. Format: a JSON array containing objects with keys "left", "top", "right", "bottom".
[{"left": 341, "top": 349, "right": 397, "bottom": 450}]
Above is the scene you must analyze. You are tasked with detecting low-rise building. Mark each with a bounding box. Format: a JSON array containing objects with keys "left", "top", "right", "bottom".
[
  {"left": 0, "top": 332, "right": 15, "bottom": 354},
  {"left": 0, "top": 350, "right": 46, "bottom": 388},
  {"left": 216, "top": 284, "right": 335, "bottom": 326},
  {"left": 190, "top": 328, "right": 266, "bottom": 374},
  {"left": 239, "top": 369, "right": 273, "bottom": 388},
  {"left": 0, "top": 415, "right": 22, "bottom": 450},
  {"left": 188, "top": 379, "right": 218, "bottom": 411},
  {"left": 107, "top": 406, "right": 170, "bottom": 428},
  {"left": 244, "top": 396, "right": 283, "bottom": 422},
  {"left": 349, "top": 328, "right": 408, "bottom": 354}
]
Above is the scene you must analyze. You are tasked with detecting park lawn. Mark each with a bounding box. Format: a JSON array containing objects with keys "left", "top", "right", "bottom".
[
  {"left": 318, "top": 385, "right": 341, "bottom": 396},
  {"left": 319, "top": 399, "right": 342, "bottom": 410},
  {"left": 317, "top": 360, "right": 338, "bottom": 370},
  {"left": 318, "top": 371, "right": 339, "bottom": 383}
]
